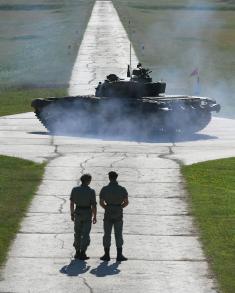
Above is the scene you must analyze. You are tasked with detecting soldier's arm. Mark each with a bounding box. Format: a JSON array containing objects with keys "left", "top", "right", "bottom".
[
  {"left": 92, "top": 205, "right": 97, "bottom": 224},
  {"left": 121, "top": 197, "right": 129, "bottom": 208},
  {"left": 99, "top": 198, "right": 107, "bottom": 209},
  {"left": 99, "top": 187, "right": 107, "bottom": 209},
  {"left": 91, "top": 190, "right": 97, "bottom": 224},
  {"left": 70, "top": 200, "right": 75, "bottom": 221},
  {"left": 70, "top": 188, "right": 75, "bottom": 221},
  {"left": 121, "top": 187, "right": 129, "bottom": 208}
]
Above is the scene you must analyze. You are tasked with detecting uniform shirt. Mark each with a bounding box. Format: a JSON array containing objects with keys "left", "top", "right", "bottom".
[
  {"left": 70, "top": 185, "right": 97, "bottom": 212},
  {"left": 99, "top": 181, "right": 128, "bottom": 221},
  {"left": 99, "top": 181, "right": 128, "bottom": 205}
]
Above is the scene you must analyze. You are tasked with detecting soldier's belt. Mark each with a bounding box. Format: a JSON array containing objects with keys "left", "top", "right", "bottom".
[{"left": 107, "top": 204, "right": 122, "bottom": 207}]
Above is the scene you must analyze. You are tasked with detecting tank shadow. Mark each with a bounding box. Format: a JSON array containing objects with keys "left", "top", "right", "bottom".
[
  {"left": 89, "top": 261, "right": 120, "bottom": 277},
  {"left": 29, "top": 131, "right": 49, "bottom": 136},
  {"left": 60, "top": 260, "right": 90, "bottom": 276},
  {"left": 29, "top": 130, "right": 217, "bottom": 143}
]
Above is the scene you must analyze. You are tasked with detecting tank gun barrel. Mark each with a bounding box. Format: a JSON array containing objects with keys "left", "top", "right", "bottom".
[{"left": 127, "top": 65, "right": 131, "bottom": 78}]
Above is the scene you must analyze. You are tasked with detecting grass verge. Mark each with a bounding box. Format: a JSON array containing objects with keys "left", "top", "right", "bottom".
[
  {"left": 0, "top": 87, "right": 67, "bottom": 116},
  {"left": 0, "top": 155, "right": 45, "bottom": 267},
  {"left": 182, "top": 158, "right": 235, "bottom": 293}
]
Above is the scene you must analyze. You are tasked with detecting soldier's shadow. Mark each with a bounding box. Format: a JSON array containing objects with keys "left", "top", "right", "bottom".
[
  {"left": 60, "top": 260, "right": 91, "bottom": 276},
  {"left": 90, "top": 261, "right": 121, "bottom": 277}
]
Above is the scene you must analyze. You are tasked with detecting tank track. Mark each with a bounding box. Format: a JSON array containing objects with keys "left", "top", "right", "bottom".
[
  {"left": 33, "top": 95, "right": 98, "bottom": 133},
  {"left": 35, "top": 110, "right": 50, "bottom": 132},
  {"left": 35, "top": 97, "right": 211, "bottom": 134}
]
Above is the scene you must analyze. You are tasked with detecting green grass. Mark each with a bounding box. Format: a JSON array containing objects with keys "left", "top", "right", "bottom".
[
  {"left": 0, "top": 0, "right": 95, "bottom": 87},
  {"left": 0, "top": 87, "right": 67, "bottom": 116},
  {"left": 0, "top": 155, "right": 45, "bottom": 267},
  {"left": 128, "top": 4, "right": 235, "bottom": 11},
  {"left": 182, "top": 158, "right": 235, "bottom": 293}
]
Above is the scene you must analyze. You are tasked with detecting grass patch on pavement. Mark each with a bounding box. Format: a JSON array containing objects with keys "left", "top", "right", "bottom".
[
  {"left": 182, "top": 158, "right": 235, "bottom": 293},
  {"left": 0, "top": 87, "right": 67, "bottom": 116},
  {"left": 0, "top": 155, "right": 45, "bottom": 267}
]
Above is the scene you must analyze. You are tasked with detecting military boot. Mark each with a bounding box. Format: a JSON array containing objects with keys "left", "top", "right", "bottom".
[
  {"left": 74, "top": 249, "right": 80, "bottom": 259},
  {"left": 116, "top": 247, "right": 128, "bottom": 261},
  {"left": 100, "top": 248, "right": 110, "bottom": 261},
  {"left": 79, "top": 250, "right": 90, "bottom": 260}
]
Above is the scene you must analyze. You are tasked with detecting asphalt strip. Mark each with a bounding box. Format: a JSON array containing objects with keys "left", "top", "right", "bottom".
[{"left": 1, "top": 1, "right": 235, "bottom": 292}]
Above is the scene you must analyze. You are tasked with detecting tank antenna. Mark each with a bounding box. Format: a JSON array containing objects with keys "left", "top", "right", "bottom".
[{"left": 129, "top": 20, "right": 132, "bottom": 79}]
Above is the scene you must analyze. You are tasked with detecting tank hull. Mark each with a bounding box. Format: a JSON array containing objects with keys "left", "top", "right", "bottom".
[{"left": 32, "top": 95, "right": 218, "bottom": 135}]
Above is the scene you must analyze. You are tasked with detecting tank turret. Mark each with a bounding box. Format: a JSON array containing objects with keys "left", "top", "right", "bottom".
[{"left": 95, "top": 64, "right": 166, "bottom": 99}]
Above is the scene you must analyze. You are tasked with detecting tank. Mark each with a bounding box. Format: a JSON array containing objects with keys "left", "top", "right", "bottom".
[{"left": 31, "top": 63, "right": 221, "bottom": 135}]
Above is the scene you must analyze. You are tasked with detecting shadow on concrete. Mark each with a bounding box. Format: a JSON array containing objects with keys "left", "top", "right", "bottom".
[
  {"left": 60, "top": 260, "right": 91, "bottom": 276},
  {"left": 29, "top": 131, "right": 217, "bottom": 143},
  {"left": 29, "top": 131, "right": 50, "bottom": 136},
  {"left": 90, "top": 261, "right": 120, "bottom": 277}
]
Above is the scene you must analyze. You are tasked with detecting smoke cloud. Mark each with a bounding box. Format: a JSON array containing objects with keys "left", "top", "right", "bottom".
[
  {"left": 39, "top": 94, "right": 217, "bottom": 142},
  {"left": 131, "top": 0, "right": 235, "bottom": 118}
]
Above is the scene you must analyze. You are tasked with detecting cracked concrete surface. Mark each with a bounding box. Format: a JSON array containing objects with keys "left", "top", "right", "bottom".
[
  {"left": 0, "top": 0, "right": 235, "bottom": 292},
  {"left": 2, "top": 117, "right": 234, "bottom": 293}
]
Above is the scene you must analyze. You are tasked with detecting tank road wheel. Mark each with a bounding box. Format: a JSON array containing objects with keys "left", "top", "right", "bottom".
[
  {"left": 162, "top": 107, "right": 212, "bottom": 134},
  {"left": 180, "top": 109, "right": 212, "bottom": 134}
]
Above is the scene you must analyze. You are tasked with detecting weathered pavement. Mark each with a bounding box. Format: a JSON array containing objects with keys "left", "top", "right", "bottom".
[
  {"left": 1, "top": 1, "right": 235, "bottom": 292},
  {"left": 2, "top": 114, "right": 235, "bottom": 293}
]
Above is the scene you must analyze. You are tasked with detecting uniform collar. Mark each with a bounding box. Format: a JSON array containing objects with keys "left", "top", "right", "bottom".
[
  {"left": 109, "top": 181, "right": 118, "bottom": 185},
  {"left": 80, "top": 184, "right": 89, "bottom": 188}
]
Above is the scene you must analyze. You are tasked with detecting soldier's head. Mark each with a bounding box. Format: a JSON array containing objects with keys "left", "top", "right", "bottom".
[
  {"left": 80, "top": 173, "right": 92, "bottom": 186},
  {"left": 108, "top": 171, "right": 118, "bottom": 181}
]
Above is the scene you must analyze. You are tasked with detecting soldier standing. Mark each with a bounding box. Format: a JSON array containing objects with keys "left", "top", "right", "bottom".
[
  {"left": 99, "top": 171, "right": 129, "bottom": 261},
  {"left": 70, "top": 174, "right": 97, "bottom": 260}
]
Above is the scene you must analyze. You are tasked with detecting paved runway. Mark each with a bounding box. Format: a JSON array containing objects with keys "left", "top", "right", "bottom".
[{"left": 1, "top": 1, "right": 235, "bottom": 292}]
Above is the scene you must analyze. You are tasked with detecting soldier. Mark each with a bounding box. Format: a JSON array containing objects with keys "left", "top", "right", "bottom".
[
  {"left": 70, "top": 173, "right": 97, "bottom": 260},
  {"left": 99, "top": 171, "right": 129, "bottom": 261},
  {"left": 137, "top": 62, "right": 142, "bottom": 69}
]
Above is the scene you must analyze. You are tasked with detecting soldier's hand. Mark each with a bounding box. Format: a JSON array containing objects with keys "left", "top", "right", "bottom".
[
  {"left": 71, "top": 213, "right": 75, "bottom": 222},
  {"left": 92, "top": 217, "right": 97, "bottom": 224}
]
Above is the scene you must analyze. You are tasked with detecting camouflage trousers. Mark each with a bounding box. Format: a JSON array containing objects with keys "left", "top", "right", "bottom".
[
  {"left": 74, "top": 215, "right": 91, "bottom": 251},
  {"left": 103, "top": 219, "right": 124, "bottom": 248}
]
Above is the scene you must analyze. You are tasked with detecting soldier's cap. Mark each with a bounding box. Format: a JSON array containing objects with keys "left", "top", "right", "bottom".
[{"left": 108, "top": 171, "right": 118, "bottom": 179}]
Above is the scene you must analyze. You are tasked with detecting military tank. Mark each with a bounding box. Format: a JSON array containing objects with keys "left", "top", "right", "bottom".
[{"left": 31, "top": 63, "right": 220, "bottom": 135}]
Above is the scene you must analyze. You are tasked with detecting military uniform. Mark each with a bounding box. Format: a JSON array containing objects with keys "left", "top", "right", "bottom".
[
  {"left": 99, "top": 181, "right": 128, "bottom": 249},
  {"left": 70, "top": 185, "right": 96, "bottom": 252}
]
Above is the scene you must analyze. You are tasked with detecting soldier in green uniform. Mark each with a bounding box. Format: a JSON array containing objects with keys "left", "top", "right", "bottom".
[
  {"left": 70, "top": 174, "right": 97, "bottom": 260},
  {"left": 99, "top": 171, "right": 129, "bottom": 261}
]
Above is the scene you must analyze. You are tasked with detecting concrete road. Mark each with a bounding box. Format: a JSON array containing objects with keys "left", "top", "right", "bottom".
[
  {"left": 1, "top": 1, "right": 235, "bottom": 292},
  {"left": 1, "top": 113, "right": 235, "bottom": 293},
  {"left": 69, "top": 0, "right": 138, "bottom": 96}
]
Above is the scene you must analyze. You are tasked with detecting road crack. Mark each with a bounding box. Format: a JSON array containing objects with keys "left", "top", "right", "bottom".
[
  {"left": 55, "top": 196, "right": 67, "bottom": 214},
  {"left": 80, "top": 277, "right": 93, "bottom": 293}
]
